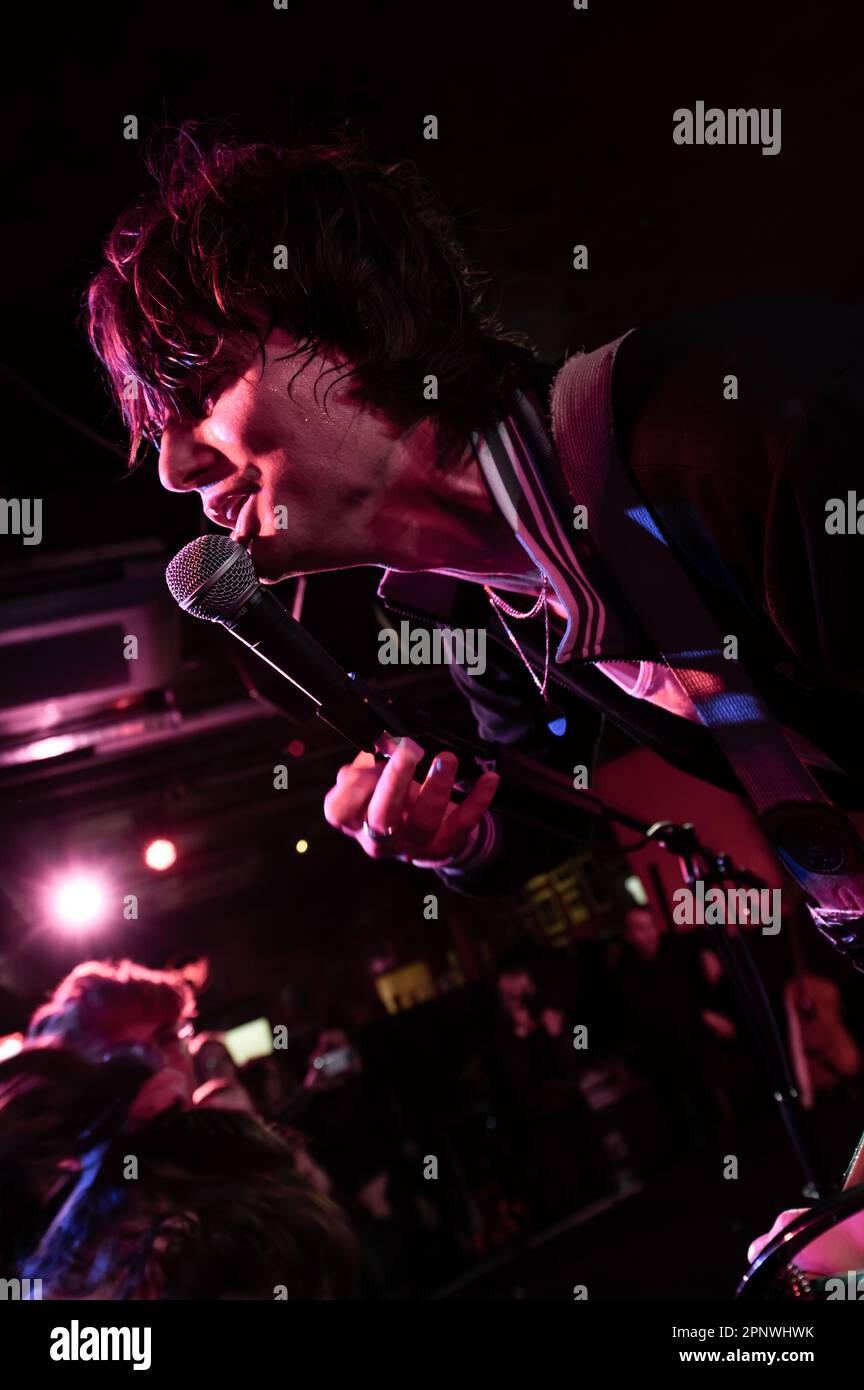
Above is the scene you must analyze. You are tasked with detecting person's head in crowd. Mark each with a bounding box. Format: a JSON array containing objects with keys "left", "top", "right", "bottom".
[
  {"left": 494, "top": 943, "right": 548, "bottom": 1006},
  {"left": 497, "top": 970, "right": 540, "bottom": 1041},
  {"left": 623, "top": 906, "right": 662, "bottom": 962},
  {"left": 497, "top": 967, "right": 537, "bottom": 1013},
  {"left": 495, "top": 945, "right": 547, "bottom": 1035},
  {"left": 3, "top": 1045, "right": 358, "bottom": 1295},
  {"left": 27, "top": 958, "right": 205, "bottom": 1117},
  {"left": 2, "top": 959, "right": 204, "bottom": 1261},
  {"left": 496, "top": 963, "right": 571, "bottom": 1040},
  {"left": 0, "top": 1045, "right": 151, "bottom": 1266},
  {"left": 0, "top": 1045, "right": 359, "bottom": 1298}
]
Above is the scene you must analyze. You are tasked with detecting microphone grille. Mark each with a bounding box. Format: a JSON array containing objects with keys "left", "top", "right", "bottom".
[{"left": 165, "top": 535, "right": 258, "bottom": 620}]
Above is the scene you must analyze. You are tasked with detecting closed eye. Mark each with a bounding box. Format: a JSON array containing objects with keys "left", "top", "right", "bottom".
[
  {"left": 145, "top": 361, "right": 242, "bottom": 441},
  {"left": 173, "top": 368, "right": 233, "bottom": 422}
]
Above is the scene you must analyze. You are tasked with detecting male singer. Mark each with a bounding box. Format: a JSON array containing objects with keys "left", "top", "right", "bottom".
[{"left": 86, "top": 124, "right": 864, "bottom": 895}]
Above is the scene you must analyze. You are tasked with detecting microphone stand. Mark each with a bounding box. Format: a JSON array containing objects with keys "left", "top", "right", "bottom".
[
  {"left": 320, "top": 672, "right": 829, "bottom": 1197},
  {"left": 641, "top": 822, "right": 827, "bottom": 1199},
  {"left": 171, "top": 539, "right": 826, "bottom": 1194}
]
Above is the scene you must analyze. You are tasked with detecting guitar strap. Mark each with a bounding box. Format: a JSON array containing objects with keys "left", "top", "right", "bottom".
[{"left": 551, "top": 333, "right": 864, "bottom": 970}]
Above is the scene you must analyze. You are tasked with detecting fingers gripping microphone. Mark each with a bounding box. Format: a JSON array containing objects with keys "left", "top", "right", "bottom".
[
  {"left": 165, "top": 538, "right": 632, "bottom": 843},
  {"left": 165, "top": 536, "right": 410, "bottom": 753}
]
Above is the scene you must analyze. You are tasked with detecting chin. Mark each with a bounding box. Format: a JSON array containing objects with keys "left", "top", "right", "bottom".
[
  {"left": 249, "top": 536, "right": 293, "bottom": 584},
  {"left": 252, "top": 535, "right": 357, "bottom": 584},
  {"left": 258, "top": 564, "right": 299, "bottom": 586}
]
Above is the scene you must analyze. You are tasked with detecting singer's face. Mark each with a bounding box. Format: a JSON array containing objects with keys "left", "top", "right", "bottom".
[{"left": 157, "top": 327, "right": 411, "bottom": 583}]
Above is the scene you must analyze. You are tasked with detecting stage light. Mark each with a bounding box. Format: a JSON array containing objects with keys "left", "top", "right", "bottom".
[
  {"left": 50, "top": 873, "right": 108, "bottom": 929},
  {"left": 295, "top": 839, "right": 309, "bottom": 854},
  {"left": 144, "top": 838, "right": 177, "bottom": 871},
  {"left": 0, "top": 1033, "right": 23, "bottom": 1062}
]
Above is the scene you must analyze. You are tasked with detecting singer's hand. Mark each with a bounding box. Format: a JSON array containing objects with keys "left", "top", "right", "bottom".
[{"left": 323, "top": 738, "right": 500, "bottom": 863}]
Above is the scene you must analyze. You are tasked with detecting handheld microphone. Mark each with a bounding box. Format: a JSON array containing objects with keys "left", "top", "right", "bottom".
[
  {"left": 165, "top": 536, "right": 611, "bottom": 844},
  {"left": 165, "top": 535, "right": 411, "bottom": 754}
]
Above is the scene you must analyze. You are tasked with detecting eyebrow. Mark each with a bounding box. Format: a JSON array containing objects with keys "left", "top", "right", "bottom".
[{"left": 139, "top": 341, "right": 255, "bottom": 438}]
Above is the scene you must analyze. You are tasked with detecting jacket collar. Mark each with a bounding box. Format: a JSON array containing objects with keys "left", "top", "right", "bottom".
[{"left": 377, "top": 349, "right": 644, "bottom": 662}]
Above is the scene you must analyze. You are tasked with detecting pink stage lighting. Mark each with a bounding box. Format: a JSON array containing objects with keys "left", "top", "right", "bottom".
[
  {"left": 144, "top": 838, "right": 177, "bottom": 871},
  {"left": 49, "top": 873, "right": 108, "bottom": 929}
]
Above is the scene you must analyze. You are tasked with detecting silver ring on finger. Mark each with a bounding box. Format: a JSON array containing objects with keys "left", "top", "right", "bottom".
[{"left": 363, "top": 819, "right": 397, "bottom": 844}]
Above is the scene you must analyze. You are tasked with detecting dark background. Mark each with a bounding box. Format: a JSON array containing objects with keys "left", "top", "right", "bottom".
[
  {"left": 7, "top": 0, "right": 864, "bottom": 544},
  {"left": 4, "top": 0, "right": 862, "bottom": 966},
  {"left": 2, "top": 0, "right": 864, "bottom": 1298}
]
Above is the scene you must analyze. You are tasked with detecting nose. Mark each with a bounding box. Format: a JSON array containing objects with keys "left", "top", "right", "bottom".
[{"left": 157, "top": 419, "right": 229, "bottom": 494}]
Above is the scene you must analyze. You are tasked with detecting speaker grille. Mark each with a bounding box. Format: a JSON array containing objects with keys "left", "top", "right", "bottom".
[{"left": 165, "top": 536, "right": 258, "bottom": 621}]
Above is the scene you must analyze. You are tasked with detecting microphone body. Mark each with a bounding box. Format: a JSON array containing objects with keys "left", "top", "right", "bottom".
[
  {"left": 165, "top": 534, "right": 412, "bottom": 753},
  {"left": 222, "top": 584, "right": 413, "bottom": 752},
  {"left": 164, "top": 535, "right": 607, "bottom": 841}
]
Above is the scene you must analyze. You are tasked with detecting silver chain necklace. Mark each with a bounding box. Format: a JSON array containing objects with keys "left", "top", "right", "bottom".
[
  {"left": 484, "top": 573, "right": 551, "bottom": 698},
  {"left": 484, "top": 574, "right": 567, "bottom": 735}
]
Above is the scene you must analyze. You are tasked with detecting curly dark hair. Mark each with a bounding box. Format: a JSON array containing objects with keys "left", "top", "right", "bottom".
[
  {"left": 85, "top": 119, "right": 538, "bottom": 468},
  {"left": 0, "top": 1045, "right": 359, "bottom": 1299},
  {"left": 27, "top": 957, "right": 200, "bottom": 1056},
  {"left": 27, "top": 1107, "right": 360, "bottom": 1300}
]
